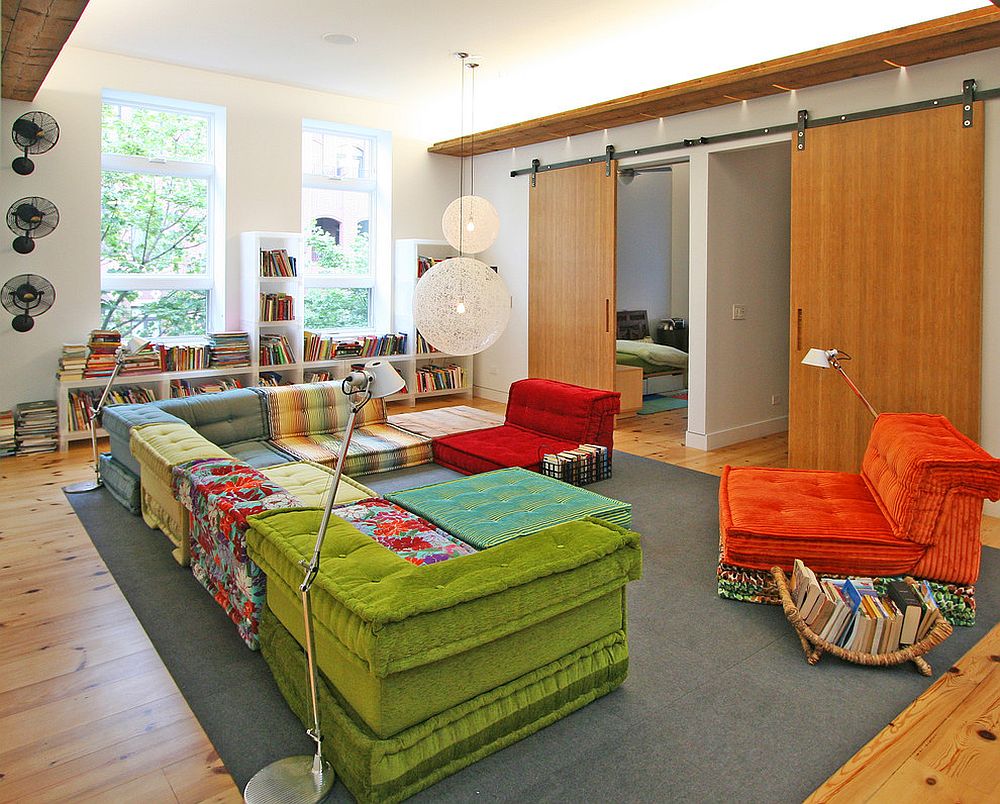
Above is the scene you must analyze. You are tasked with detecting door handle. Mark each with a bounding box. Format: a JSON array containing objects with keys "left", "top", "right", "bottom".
[
  {"left": 796, "top": 308, "right": 803, "bottom": 351},
  {"left": 606, "top": 299, "right": 610, "bottom": 333}
]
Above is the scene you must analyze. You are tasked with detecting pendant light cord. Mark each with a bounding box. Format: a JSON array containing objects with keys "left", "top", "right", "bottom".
[{"left": 459, "top": 53, "right": 467, "bottom": 256}]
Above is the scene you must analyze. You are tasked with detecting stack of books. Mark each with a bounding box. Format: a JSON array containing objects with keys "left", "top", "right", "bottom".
[
  {"left": 0, "top": 410, "right": 16, "bottom": 457},
  {"left": 160, "top": 342, "right": 209, "bottom": 372},
  {"left": 56, "top": 343, "right": 88, "bottom": 381},
  {"left": 14, "top": 400, "right": 58, "bottom": 454},
  {"left": 790, "top": 559, "right": 944, "bottom": 655},
  {"left": 415, "top": 364, "right": 464, "bottom": 393},
  {"left": 169, "top": 377, "right": 243, "bottom": 398},
  {"left": 66, "top": 386, "right": 156, "bottom": 431},
  {"left": 120, "top": 342, "right": 162, "bottom": 375},
  {"left": 260, "top": 292, "right": 294, "bottom": 321},
  {"left": 208, "top": 332, "right": 251, "bottom": 369},
  {"left": 540, "top": 444, "right": 612, "bottom": 486},
  {"left": 260, "top": 248, "right": 297, "bottom": 277},
  {"left": 84, "top": 330, "right": 122, "bottom": 378},
  {"left": 259, "top": 333, "right": 294, "bottom": 366}
]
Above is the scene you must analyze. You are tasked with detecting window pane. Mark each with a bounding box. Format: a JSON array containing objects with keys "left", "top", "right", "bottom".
[
  {"left": 302, "top": 130, "right": 372, "bottom": 179},
  {"left": 102, "top": 102, "right": 211, "bottom": 162},
  {"left": 101, "top": 289, "right": 208, "bottom": 339},
  {"left": 304, "top": 287, "right": 371, "bottom": 330},
  {"left": 102, "top": 171, "right": 209, "bottom": 275},
  {"left": 303, "top": 187, "right": 372, "bottom": 276}
]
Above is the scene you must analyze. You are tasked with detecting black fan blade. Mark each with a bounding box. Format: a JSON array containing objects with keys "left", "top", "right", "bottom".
[
  {"left": 12, "top": 118, "right": 44, "bottom": 144},
  {"left": 15, "top": 203, "right": 42, "bottom": 227}
]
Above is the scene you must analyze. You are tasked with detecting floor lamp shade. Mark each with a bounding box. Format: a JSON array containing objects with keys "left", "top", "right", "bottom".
[
  {"left": 441, "top": 195, "right": 499, "bottom": 254},
  {"left": 413, "top": 256, "right": 511, "bottom": 355}
]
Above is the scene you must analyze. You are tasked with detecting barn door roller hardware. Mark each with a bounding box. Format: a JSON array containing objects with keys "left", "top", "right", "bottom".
[
  {"left": 605, "top": 145, "right": 615, "bottom": 176},
  {"left": 530, "top": 158, "right": 540, "bottom": 187},
  {"left": 963, "top": 79, "right": 976, "bottom": 127}
]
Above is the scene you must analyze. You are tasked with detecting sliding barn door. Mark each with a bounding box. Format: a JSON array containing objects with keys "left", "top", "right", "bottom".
[
  {"left": 528, "top": 162, "right": 617, "bottom": 391},
  {"left": 789, "top": 103, "right": 984, "bottom": 471}
]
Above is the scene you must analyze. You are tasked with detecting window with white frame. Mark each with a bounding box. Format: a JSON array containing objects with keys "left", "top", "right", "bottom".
[
  {"left": 100, "top": 93, "right": 225, "bottom": 339},
  {"left": 301, "top": 122, "right": 390, "bottom": 332}
]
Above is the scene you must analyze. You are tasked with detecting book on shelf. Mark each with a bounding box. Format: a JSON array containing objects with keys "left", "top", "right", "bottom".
[
  {"left": 303, "top": 331, "right": 407, "bottom": 362},
  {"left": 260, "top": 292, "right": 294, "bottom": 321},
  {"left": 14, "top": 399, "right": 58, "bottom": 454},
  {"left": 120, "top": 342, "right": 162, "bottom": 375},
  {"left": 83, "top": 330, "right": 122, "bottom": 378},
  {"left": 0, "top": 409, "right": 15, "bottom": 457},
  {"left": 305, "top": 371, "right": 333, "bottom": 383},
  {"left": 415, "top": 331, "right": 440, "bottom": 354},
  {"left": 259, "top": 333, "right": 295, "bottom": 366},
  {"left": 208, "top": 332, "right": 251, "bottom": 369},
  {"left": 790, "top": 560, "right": 943, "bottom": 656},
  {"left": 56, "top": 343, "right": 87, "bottom": 380},
  {"left": 169, "top": 377, "right": 244, "bottom": 398},
  {"left": 414, "top": 363, "right": 464, "bottom": 393},
  {"left": 159, "top": 341, "right": 210, "bottom": 372},
  {"left": 258, "top": 371, "right": 284, "bottom": 387},
  {"left": 417, "top": 255, "right": 443, "bottom": 278},
  {"left": 260, "top": 248, "right": 297, "bottom": 277},
  {"left": 66, "top": 385, "right": 157, "bottom": 431}
]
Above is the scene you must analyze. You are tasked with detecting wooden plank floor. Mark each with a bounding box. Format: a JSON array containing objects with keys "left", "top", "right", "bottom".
[{"left": 0, "top": 396, "right": 995, "bottom": 802}]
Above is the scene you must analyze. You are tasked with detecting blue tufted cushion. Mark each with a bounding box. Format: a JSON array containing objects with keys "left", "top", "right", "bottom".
[{"left": 156, "top": 388, "right": 269, "bottom": 447}]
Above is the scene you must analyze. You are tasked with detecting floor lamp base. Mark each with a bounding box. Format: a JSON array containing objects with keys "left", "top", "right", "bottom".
[
  {"left": 64, "top": 479, "right": 103, "bottom": 494},
  {"left": 243, "top": 755, "right": 334, "bottom": 804}
]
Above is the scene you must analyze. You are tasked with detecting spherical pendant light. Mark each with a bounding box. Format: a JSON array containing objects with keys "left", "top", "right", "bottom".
[
  {"left": 441, "top": 195, "right": 499, "bottom": 254},
  {"left": 413, "top": 257, "right": 510, "bottom": 355}
]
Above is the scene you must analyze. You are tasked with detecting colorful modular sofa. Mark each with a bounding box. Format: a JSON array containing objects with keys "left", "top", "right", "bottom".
[
  {"left": 432, "top": 377, "right": 620, "bottom": 474},
  {"left": 100, "top": 382, "right": 432, "bottom": 562},
  {"left": 718, "top": 412, "right": 1000, "bottom": 625}
]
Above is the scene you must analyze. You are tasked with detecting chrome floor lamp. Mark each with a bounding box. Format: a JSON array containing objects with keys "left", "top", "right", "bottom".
[
  {"left": 244, "top": 360, "right": 405, "bottom": 804},
  {"left": 801, "top": 347, "right": 878, "bottom": 418},
  {"left": 65, "top": 336, "right": 151, "bottom": 494}
]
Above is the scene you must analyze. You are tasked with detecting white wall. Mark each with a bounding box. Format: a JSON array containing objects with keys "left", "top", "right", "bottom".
[
  {"left": 670, "top": 162, "right": 690, "bottom": 318},
  {"left": 698, "top": 143, "right": 789, "bottom": 448},
  {"left": 0, "top": 47, "right": 457, "bottom": 411},
  {"left": 616, "top": 171, "right": 671, "bottom": 326},
  {"left": 470, "top": 47, "right": 1000, "bottom": 514}
]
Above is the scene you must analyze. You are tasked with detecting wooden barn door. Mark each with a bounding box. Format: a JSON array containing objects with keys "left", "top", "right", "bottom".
[
  {"left": 789, "top": 103, "right": 984, "bottom": 471},
  {"left": 528, "top": 161, "right": 617, "bottom": 391}
]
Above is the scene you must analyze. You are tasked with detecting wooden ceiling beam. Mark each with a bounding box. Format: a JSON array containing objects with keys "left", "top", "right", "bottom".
[
  {"left": 2, "top": 0, "right": 90, "bottom": 102},
  {"left": 429, "top": 7, "right": 1000, "bottom": 157}
]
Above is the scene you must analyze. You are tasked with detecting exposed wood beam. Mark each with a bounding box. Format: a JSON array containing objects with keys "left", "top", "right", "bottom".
[
  {"left": 2, "top": 0, "right": 89, "bottom": 102},
  {"left": 429, "top": 7, "right": 1000, "bottom": 157}
]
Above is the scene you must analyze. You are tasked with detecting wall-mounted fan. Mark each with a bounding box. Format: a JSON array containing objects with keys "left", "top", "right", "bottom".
[
  {"left": 2, "top": 274, "right": 55, "bottom": 332},
  {"left": 11, "top": 111, "right": 60, "bottom": 175},
  {"left": 7, "top": 197, "right": 59, "bottom": 254}
]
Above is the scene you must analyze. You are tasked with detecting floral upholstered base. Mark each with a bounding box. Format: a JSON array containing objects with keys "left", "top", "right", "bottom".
[
  {"left": 174, "top": 458, "right": 302, "bottom": 649},
  {"left": 331, "top": 498, "right": 477, "bottom": 565},
  {"left": 716, "top": 560, "right": 977, "bottom": 627}
]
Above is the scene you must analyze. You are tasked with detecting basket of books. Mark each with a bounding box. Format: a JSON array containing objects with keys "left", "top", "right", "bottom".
[
  {"left": 540, "top": 444, "right": 611, "bottom": 486},
  {"left": 771, "top": 561, "right": 953, "bottom": 676}
]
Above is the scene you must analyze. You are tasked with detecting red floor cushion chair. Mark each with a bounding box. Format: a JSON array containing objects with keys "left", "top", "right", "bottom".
[
  {"left": 432, "top": 378, "right": 620, "bottom": 475},
  {"left": 718, "top": 413, "right": 1000, "bottom": 626}
]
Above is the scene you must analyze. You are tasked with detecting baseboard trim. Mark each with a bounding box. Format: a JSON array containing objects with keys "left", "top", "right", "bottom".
[
  {"left": 474, "top": 385, "right": 509, "bottom": 404},
  {"left": 685, "top": 416, "right": 788, "bottom": 451}
]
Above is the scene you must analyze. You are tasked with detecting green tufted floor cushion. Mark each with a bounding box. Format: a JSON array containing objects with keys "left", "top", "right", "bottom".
[
  {"left": 385, "top": 467, "right": 632, "bottom": 550},
  {"left": 245, "top": 509, "right": 641, "bottom": 740},
  {"left": 259, "top": 604, "right": 629, "bottom": 804}
]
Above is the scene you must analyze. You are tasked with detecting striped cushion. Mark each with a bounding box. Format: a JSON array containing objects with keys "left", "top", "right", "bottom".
[
  {"left": 258, "top": 382, "right": 387, "bottom": 439},
  {"left": 386, "top": 467, "right": 631, "bottom": 549},
  {"left": 269, "top": 423, "right": 432, "bottom": 476}
]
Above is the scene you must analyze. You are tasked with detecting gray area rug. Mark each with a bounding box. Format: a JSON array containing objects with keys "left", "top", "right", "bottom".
[{"left": 65, "top": 453, "right": 998, "bottom": 802}]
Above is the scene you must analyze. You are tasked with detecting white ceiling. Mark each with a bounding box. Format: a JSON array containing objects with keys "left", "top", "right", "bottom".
[{"left": 66, "top": 0, "right": 988, "bottom": 140}]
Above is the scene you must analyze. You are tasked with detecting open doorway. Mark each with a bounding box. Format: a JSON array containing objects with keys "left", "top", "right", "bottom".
[{"left": 615, "top": 159, "right": 690, "bottom": 416}]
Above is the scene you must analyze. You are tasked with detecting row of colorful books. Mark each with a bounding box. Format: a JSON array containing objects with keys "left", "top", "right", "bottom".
[
  {"left": 790, "top": 559, "right": 943, "bottom": 655},
  {"left": 260, "top": 334, "right": 295, "bottom": 366},
  {"left": 0, "top": 410, "right": 15, "bottom": 457},
  {"left": 415, "top": 331, "right": 440, "bottom": 354},
  {"left": 13, "top": 400, "right": 58, "bottom": 454},
  {"left": 260, "top": 292, "right": 294, "bottom": 321},
  {"left": 414, "top": 364, "right": 464, "bottom": 393},
  {"left": 260, "top": 248, "right": 297, "bottom": 277},
  {"left": 302, "top": 331, "right": 408, "bottom": 362},
  {"left": 540, "top": 444, "right": 612, "bottom": 486},
  {"left": 161, "top": 343, "right": 210, "bottom": 372},
  {"left": 169, "top": 377, "right": 244, "bottom": 398},
  {"left": 66, "top": 386, "right": 156, "bottom": 431}
]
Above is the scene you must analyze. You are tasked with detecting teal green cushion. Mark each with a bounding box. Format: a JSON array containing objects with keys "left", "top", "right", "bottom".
[
  {"left": 225, "top": 438, "right": 297, "bottom": 467},
  {"left": 156, "top": 387, "right": 269, "bottom": 446},
  {"left": 385, "top": 467, "right": 632, "bottom": 549},
  {"left": 246, "top": 509, "right": 641, "bottom": 737},
  {"left": 259, "top": 604, "right": 629, "bottom": 804}
]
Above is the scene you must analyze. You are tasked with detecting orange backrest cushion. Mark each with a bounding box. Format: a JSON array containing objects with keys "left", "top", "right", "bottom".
[{"left": 861, "top": 413, "right": 1000, "bottom": 544}]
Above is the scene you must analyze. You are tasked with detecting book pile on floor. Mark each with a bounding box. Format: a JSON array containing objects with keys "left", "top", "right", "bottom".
[
  {"left": 169, "top": 377, "right": 244, "bottom": 398},
  {"left": 540, "top": 444, "right": 612, "bottom": 486},
  {"left": 790, "top": 559, "right": 943, "bottom": 655},
  {"left": 415, "top": 364, "right": 464, "bottom": 393},
  {"left": 66, "top": 386, "right": 157, "bottom": 430},
  {"left": 120, "top": 341, "right": 162, "bottom": 375},
  {"left": 56, "top": 343, "right": 88, "bottom": 381},
  {"left": 259, "top": 248, "right": 297, "bottom": 277},
  {"left": 83, "top": 330, "right": 122, "bottom": 378},
  {"left": 208, "top": 332, "right": 251, "bottom": 369},
  {"left": 0, "top": 410, "right": 15, "bottom": 457},
  {"left": 14, "top": 400, "right": 58, "bottom": 454},
  {"left": 259, "top": 333, "right": 294, "bottom": 366},
  {"left": 260, "top": 292, "right": 294, "bottom": 321}
]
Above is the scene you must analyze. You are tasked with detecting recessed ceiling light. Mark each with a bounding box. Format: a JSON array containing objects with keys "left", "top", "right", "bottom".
[{"left": 322, "top": 33, "right": 358, "bottom": 45}]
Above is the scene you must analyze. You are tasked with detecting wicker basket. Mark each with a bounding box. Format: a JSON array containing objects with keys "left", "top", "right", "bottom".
[{"left": 770, "top": 567, "right": 953, "bottom": 676}]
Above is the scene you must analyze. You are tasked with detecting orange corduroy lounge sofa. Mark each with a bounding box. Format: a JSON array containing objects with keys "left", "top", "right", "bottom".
[{"left": 717, "top": 412, "right": 1000, "bottom": 625}]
